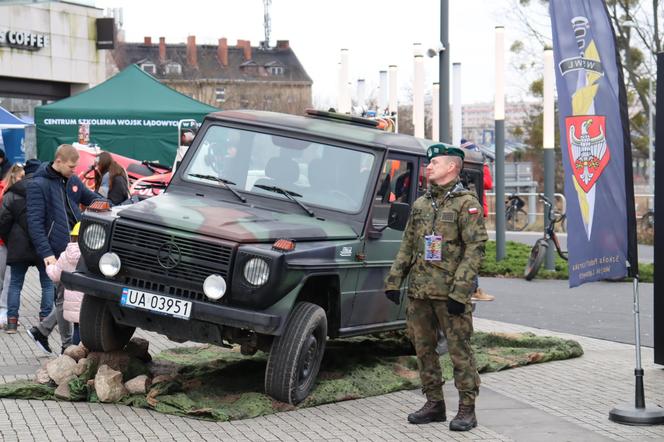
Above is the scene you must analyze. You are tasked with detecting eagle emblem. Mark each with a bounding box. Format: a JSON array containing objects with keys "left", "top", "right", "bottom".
[{"left": 565, "top": 115, "right": 610, "bottom": 193}]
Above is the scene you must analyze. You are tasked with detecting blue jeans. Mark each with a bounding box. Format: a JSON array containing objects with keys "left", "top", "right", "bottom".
[{"left": 6, "top": 263, "right": 55, "bottom": 319}]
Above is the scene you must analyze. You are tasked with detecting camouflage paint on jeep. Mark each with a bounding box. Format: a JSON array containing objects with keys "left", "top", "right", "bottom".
[{"left": 117, "top": 191, "right": 358, "bottom": 243}]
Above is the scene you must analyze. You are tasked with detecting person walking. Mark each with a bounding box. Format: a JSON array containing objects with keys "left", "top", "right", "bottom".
[
  {"left": 26, "top": 145, "right": 100, "bottom": 352},
  {"left": 0, "top": 161, "right": 58, "bottom": 335},
  {"left": 45, "top": 222, "right": 83, "bottom": 346},
  {"left": 460, "top": 139, "right": 495, "bottom": 302},
  {"left": 0, "top": 164, "right": 23, "bottom": 328},
  {"left": 384, "top": 144, "right": 488, "bottom": 430}
]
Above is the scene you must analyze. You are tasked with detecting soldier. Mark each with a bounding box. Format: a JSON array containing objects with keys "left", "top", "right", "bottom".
[{"left": 384, "top": 143, "right": 488, "bottom": 431}]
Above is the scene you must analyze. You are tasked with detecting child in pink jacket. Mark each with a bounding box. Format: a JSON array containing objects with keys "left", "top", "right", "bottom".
[{"left": 46, "top": 223, "right": 83, "bottom": 345}]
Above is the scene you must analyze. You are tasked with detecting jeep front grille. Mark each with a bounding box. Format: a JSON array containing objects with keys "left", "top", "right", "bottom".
[{"left": 110, "top": 220, "right": 235, "bottom": 295}]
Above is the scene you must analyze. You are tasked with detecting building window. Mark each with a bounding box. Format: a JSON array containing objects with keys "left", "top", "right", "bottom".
[
  {"left": 215, "top": 88, "right": 226, "bottom": 103},
  {"left": 165, "top": 63, "right": 181, "bottom": 75},
  {"left": 140, "top": 63, "right": 156, "bottom": 75},
  {"left": 268, "top": 66, "right": 284, "bottom": 75}
]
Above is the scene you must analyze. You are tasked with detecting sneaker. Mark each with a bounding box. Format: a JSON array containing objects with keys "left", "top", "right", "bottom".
[
  {"left": 471, "top": 288, "right": 495, "bottom": 302},
  {"left": 27, "top": 327, "right": 52, "bottom": 354},
  {"left": 5, "top": 317, "right": 18, "bottom": 334}
]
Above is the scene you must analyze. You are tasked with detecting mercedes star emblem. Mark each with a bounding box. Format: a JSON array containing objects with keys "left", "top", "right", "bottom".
[{"left": 157, "top": 241, "right": 181, "bottom": 269}]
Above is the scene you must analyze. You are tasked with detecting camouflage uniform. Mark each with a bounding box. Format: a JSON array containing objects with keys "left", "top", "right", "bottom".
[{"left": 385, "top": 179, "right": 488, "bottom": 406}]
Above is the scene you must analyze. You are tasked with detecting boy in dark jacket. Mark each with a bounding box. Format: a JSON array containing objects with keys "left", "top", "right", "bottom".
[
  {"left": 26, "top": 145, "right": 100, "bottom": 352},
  {"left": 0, "top": 160, "right": 56, "bottom": 338}
]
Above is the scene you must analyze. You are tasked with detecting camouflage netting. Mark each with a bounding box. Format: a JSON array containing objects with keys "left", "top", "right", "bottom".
[{"left": 0, "top": 331, "right": 583, "bottom": 421}]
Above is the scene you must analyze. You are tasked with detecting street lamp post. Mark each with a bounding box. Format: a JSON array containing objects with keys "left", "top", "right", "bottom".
[
  {"left": 495, "top": 26, "right": 506, "bottom": 261},
  {"left": 543, "top": 49, "right": 555, "bottom": 270},
  {"left": 440, "top": 0, "right": 450, "bottom": 143}
]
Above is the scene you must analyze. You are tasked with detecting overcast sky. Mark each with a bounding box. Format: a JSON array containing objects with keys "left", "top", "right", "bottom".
[{"left": 95, "top": 0, "right": 535, "bottom": 108}]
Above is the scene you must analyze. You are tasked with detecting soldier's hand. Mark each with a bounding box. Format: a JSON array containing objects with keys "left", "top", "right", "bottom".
[
  {"left": 385, "top": 290, "right": 401, "bottom": 305},
  {"left": 447, "top": 298, "right": 465, "bottom": 315}
]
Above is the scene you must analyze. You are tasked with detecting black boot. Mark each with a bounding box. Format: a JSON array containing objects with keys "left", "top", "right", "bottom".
[
  {"left": 449, "top": 403, "right": 477, "bottom": 431},
  {"left": 407, "top": 400, "right": 446, "bottom": 424}
]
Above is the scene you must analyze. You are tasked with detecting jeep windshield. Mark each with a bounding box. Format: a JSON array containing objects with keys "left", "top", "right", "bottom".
[{"left": 184, "top": 125, "right": 375, "bottom": 213}]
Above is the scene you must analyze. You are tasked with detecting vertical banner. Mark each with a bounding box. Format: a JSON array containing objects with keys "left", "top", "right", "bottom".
[{"left": 550, "top": 0, "right": 638, "bottom": 287}]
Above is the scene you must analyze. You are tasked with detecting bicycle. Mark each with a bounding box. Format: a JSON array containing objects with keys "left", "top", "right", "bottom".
[
  {"left": 505, "top": 194, "right": 528, "bottom": 231},
  {"left": 524, "top": 194, "right": 568, "bottom": 280}
]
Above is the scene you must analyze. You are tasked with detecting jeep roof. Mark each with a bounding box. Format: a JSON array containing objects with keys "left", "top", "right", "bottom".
[{"left": 203, "top": 110, "right": 484, "bottom": 166}]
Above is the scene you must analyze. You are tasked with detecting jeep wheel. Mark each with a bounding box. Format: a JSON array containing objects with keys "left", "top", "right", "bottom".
[
  {"left": 80, "top": 295, "right": 135, "bottom": 351},
  {"left": 265, "top": 302, "right": 327, "bottom": 405}
]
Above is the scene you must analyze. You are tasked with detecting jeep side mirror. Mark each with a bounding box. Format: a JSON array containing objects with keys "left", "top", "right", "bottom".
[{"left": 387, "top": 202, "right": 410, "bottom": 231}]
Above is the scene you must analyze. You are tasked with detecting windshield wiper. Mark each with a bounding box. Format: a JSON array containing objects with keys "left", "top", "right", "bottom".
[
  {"left": 188, "top": 173, "right": 247, "bottom": 203},
  {"left": 254, "top": 184, "right": 315, "bottom": 217}
]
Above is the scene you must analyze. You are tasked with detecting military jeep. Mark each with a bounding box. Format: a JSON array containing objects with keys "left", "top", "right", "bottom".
[{"left": 63, "top": 109, "right": 484, "bottom": 404}]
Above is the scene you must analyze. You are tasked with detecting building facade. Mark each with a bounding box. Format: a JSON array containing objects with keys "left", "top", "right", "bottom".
[
  {"left": 0, "top": 1, "right": 108, "bottom": 102},
  {"left": 0, "top": 1, "right": 110, "bottom": 158},
  {"left": 461, "top": 101, "right": 533, "bottom": 145},
  {"left": 112, "top": 37, "right": 312, "bottom": 115}
]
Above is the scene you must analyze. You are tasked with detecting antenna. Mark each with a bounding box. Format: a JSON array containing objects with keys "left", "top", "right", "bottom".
[{"left": 263, "top": 0, "right": 272, "bottom": 49}]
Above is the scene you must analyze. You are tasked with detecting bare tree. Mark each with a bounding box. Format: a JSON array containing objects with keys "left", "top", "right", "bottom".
[{"left": 504, "top": 0, "right": 663, "bottom": 155}]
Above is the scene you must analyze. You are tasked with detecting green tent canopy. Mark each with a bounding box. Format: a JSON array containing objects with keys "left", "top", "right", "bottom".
[{"left": 35, "top": 64, "right": 218, "bottom": 166}]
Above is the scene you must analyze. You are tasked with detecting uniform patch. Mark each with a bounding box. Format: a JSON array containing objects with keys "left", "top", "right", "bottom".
[
  {"left": 440, "top": 211, "right": 456, "bottom": 222},
  {"left": 468, "top": 207, "right": 479, "bottom": 215},
  {"left": 72, "top": 185, "right": 78, "bottom": 193},
  {"left": 339, "top": 246, "right": 352, "bottom": 257}
]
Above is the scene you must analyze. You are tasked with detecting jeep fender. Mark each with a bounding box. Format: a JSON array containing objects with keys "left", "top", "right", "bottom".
[{"left": 263, "top": 272, "right": 340, "bottom": 337}]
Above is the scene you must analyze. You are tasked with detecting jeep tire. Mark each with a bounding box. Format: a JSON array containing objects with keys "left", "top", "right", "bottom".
[
  {"left": 265, "top": 302, "right": 327, "bottom": 405},
  {"left": 80, "top": 294, "right": 135, "bottom": 352}
]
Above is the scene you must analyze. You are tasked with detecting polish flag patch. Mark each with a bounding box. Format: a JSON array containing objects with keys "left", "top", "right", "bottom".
[{"left": 468, "top": 207, "right": 479, "bottom": 215}]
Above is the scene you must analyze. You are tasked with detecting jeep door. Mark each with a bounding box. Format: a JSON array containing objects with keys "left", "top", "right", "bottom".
[{"left": 347, "top": 153, "right": 419, "bottom": 327}]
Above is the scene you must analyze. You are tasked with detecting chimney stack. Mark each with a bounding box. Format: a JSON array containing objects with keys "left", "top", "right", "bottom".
[
  {"left": 144, "top": 36, "right": 152, "bottom": 45},
  {"left": 186, "top": 35, "right": 197, "bottom": 68},
  {"left": 159, "top": 37, "right": 166, "bottom": 63},
  {"left": 276, "top": 40, "right": 289, "bottom": 50},
  {"left": 243, "top": 40, "right": 251, "bottom": 61},
  {"left": 237, "top": 39, "right": 251, "bottom": 61},
  {"left": 218, "top": 38, "right": 228, "bottom": 67}
]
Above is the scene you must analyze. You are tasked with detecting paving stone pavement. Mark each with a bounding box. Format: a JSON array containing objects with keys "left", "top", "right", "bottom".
[{"left": 0, "top": 268, "right": 662, "bottom": 441}]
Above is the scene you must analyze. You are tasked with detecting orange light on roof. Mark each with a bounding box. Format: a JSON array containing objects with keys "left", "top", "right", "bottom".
[
  {"left": 87, "top": 200, "right": 111, "bottom": 212},
  {"left": 272, "top": 239, "right": 295, "bottom": 252}
]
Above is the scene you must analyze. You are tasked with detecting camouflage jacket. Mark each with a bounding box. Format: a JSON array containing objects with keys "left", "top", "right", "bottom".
[{"left": 385, "top": 179, "right": 488, "bottom": 304}]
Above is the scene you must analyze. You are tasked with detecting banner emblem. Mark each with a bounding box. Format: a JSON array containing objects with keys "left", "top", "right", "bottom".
[{"left": 565, "top": 115, "right": 610, "bottom": 193}]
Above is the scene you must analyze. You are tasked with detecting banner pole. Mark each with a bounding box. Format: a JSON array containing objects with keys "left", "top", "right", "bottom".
[{"left": 608, "top": 269, "right": 664, "bottom": 424}]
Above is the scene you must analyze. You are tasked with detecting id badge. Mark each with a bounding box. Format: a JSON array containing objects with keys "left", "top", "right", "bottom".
[{"left": 424, "top": 235, "right": 443, "bottom": 261}]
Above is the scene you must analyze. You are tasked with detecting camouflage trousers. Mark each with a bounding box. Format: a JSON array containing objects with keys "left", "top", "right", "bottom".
[{"left": 406, "top": 297, "right": 480, "bottom": 405}]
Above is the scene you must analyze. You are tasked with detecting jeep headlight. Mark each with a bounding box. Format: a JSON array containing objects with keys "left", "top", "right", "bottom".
[
  {"left": 82, "top": 223, "right": 107, "bottom": 250},
  {"left": 243, "top": 257, "right": 270, "bottom": 286}
]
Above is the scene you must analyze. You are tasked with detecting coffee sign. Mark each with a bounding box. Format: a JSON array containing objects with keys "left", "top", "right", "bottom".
[{"left": 0, "top": 29, "right": 49, "bottom": 50}]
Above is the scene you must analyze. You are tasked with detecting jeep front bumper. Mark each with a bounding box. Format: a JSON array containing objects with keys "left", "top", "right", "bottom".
[{"left": 62, "top": 271, "right": 282, "bottom": 335}]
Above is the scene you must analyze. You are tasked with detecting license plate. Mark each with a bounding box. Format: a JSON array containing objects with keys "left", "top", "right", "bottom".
[{"left": 120, "top": 288, "right": 192, "bottom": 319}]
